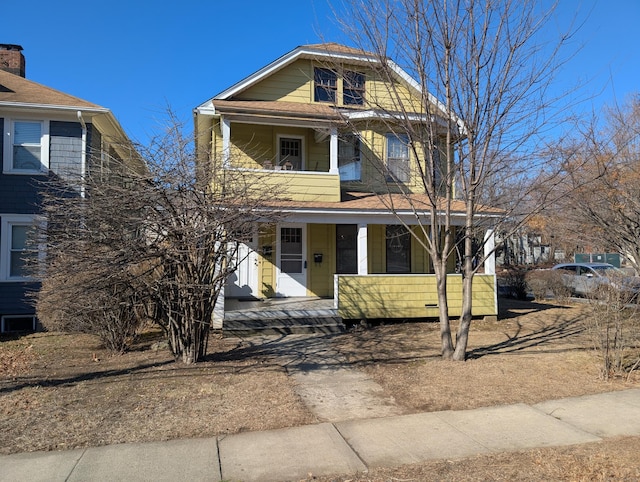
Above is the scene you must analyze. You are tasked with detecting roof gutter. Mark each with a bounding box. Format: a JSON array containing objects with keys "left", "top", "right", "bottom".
[{"left": 0, "top": 101, "right": 109, "bottom": 113}]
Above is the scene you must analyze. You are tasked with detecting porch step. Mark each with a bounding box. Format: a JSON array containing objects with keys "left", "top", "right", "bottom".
[{"left": 223, "top": 308, "right": 344, "bottom": 336}]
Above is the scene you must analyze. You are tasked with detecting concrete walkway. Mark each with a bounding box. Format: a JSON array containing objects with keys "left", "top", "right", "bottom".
[
  {"left": 2, "top": 389, "right": 640, "bottom": 482},
  {"left": 244, "top": 333, "right": 404, "bottom": 422}
]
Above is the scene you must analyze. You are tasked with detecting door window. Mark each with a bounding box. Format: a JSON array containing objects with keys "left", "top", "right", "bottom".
[{"left": 281, "top": 227, "right": 303, "bottom": 273}]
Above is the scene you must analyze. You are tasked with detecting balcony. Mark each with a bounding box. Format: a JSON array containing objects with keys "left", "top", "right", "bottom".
[{"left": 225, "top": 166, "right": 341, "bottom": 203}]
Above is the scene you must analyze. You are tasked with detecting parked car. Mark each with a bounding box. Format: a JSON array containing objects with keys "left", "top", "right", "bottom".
[{"left": 551, "top": 262, "right": 640, "bottom": 298}]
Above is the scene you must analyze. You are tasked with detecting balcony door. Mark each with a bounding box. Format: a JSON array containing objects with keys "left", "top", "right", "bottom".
[
  {"left": 276, "top": 224, "right": 307, "bottom": 296},
  {"left": 278, "top": 136, "right": 303, "bottom": 170}
]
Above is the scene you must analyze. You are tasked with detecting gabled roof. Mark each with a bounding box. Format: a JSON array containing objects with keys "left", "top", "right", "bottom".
[
  {"left": 195, "top": 43, "right": 453, "bottom": 127},
  {"left": 0, "top": 70, "right": 107, "bottom": 113},
  {"left": 0, "top": 69, "right": 139, "bottom": 164}
]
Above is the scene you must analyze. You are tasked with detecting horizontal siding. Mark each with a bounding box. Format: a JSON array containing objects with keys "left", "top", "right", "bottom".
[
  {"left": 236, "top": 59, "right": 312, "bottom": 102},
  {"left": 230, "top": 168, "right": 341, "bottom": 202},
  {"left": 0, "top": 281, "right": 39, "bottom": 317},
  {"left": 337, "top": 274, "right": 497, "bottom": 319}
]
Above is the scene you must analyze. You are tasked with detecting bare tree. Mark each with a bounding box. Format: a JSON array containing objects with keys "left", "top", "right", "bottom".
[
  {"left": 35, "top": 112, "right": 280, "bottom": 363},
  {"left": 335, "top": 0, "right": 576, "bottom": 359},
  {"left": 555, "top": 95, "right": 640, "bottom": 273}
]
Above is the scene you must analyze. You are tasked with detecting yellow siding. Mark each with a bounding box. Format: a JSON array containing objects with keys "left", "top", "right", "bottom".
[
  {"left": 367, "top": 77, "right": 424, "bottom": 113},
  {"left": 308, "top": 224, "right": 335, "bottom": 297},
  {"left": 230, "top": 124, "right": 274, "bottom": 169},
  {"left": 236, "top": 59, "right": 312, "bottom": 102},
  {"left": 337, "top": 274, "right": 497, "bottom": 319},
  {"left": 234, "top": 59, "right": 426, "bottom": 113},
  {"left": 230, "top": 169, "right": 340, "bottom": 202},
  {"left": 258, "top": 226, "right": 276, "bottom": 298}
]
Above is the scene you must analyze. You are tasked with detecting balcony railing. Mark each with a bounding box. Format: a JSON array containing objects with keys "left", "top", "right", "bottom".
[{"left": 226, "top": 166, "right": 341, "bottom": 203}]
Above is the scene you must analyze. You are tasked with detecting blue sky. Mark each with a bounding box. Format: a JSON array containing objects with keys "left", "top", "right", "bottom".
[{"left": 3, "top": 1, "right": 638, "bottom": 144}]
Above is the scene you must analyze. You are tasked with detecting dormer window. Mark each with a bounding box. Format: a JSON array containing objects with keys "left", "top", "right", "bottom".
[
  {"left": 314, "top": 68, "right": 337, "bottom": 102},
  {"left": 344, "top": 71, "right": 365, "bottom": 105}
]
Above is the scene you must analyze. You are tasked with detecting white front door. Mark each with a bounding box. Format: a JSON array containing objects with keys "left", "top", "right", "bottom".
[
  {"left": 276, "top": 224, "right": 307, "bottom": 297},
  {"left": 226, "top": 229, "right": 259, "bottom": 299}
]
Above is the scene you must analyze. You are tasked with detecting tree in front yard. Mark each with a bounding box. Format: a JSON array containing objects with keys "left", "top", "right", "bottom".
[
  {"left": 336, "top": 0, "right": 577, "bottom": 360},
  {"left": 35, "top": 112, "right": 280, "bottom": 363}
]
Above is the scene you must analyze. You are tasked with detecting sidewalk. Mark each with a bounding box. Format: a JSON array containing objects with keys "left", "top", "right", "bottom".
[{"left": 2, "top": 388, "right": 640, "bottom": 482}]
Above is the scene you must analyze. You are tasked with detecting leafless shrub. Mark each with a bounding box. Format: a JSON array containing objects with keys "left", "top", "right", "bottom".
[
  {"left": 584, "top": 280, "right": 640, "bottom": 380},
  {"left": 525, "top": 269, "right": 571, "bottom": 303},
  {"left": 36, "top": 260, "right": 146, "bottom": 353},
  {"left": 33, "top": 111, "right": 282, "bottom": 362},
  {"left": 499, "top": 267, "right": 530, "bottom": 300}
]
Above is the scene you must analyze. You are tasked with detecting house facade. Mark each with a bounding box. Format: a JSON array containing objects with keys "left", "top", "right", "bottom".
[
  {"left": 194, "top": 43, "right": 500, "bottom": 322},
  {"left": 0, "top": 44, "right": 133, "bottom": 332}
]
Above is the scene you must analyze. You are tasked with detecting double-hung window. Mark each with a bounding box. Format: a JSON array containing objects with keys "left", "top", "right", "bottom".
[
  {"left": 386, "top": 134, "right": 410, "bottom": 183},
  {"left": 0, "top": 215, "right": 37, "bottom": 281},
  {"left": 338, "top": 134, "right": 361, "bottom": 181},
  {"left": 3, "top": 119, "right": 49, "bottom": 174},
  {"left": 343, "top": 71, "right": 365, "bottom": 105},
  {"left": 314, "top": 68, "right": 337, "bottom": 103}
]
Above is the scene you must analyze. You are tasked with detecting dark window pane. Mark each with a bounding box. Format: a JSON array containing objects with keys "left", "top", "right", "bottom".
[
  {"left": 314, "top": 68, "right": 337, "bottom": 103},
  {"left": 386, "top": 225, "right": 411, "bottom": 273},
  {"left": 336, "top": 224, "right": 358, "bottom": 274}
]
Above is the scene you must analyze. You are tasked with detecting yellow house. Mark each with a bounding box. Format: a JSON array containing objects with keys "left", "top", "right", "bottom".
[{"left": 194, "top": 43, "right": 501, "bottom": 322}]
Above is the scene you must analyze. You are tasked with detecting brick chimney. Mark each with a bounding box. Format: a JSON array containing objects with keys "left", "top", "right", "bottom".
[{"left": 0, "top": 44, "right": 26, "bottom": 77}]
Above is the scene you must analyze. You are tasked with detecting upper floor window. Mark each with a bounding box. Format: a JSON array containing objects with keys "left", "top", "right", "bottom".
[
  {"left": 338, "top": 134, "right": 361, "bottom": 181},
  {"left": 386, "top": 133, "right": 410, "bottom": 183},
  {"left": 344, "top": 71, "right": 365, "bottom": 105},
  {"left": 0, "top": 215, "right": 37, "bottom": 281},
  {"left": 314, "top": 68, "right": 337, "bottom": 103},
  {"left": 3, "top": 119, "right": 49, "bottom": 174}
]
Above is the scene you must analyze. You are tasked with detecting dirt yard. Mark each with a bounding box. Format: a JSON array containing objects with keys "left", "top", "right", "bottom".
[{"left": 1, "top": 298, "right": 639, "bottom": 480}]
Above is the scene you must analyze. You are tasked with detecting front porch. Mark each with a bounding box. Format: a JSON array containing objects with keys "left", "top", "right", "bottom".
[{"left": 221, "top": 272, "right": 498, "bottom": 336}]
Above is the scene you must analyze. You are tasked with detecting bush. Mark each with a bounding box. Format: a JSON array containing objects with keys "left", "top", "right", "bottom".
[
  {"left": 36, "top": 264, "right": 146, "bottom": 353},
  {"left": 525, "top": 269, "right": 571, "bottom": 302},
  {"left": 499, "top": 266, "right": 529, "bottom": 300},
  {"left": 584, "top": 281, "right": 640, "bottom": 380}
]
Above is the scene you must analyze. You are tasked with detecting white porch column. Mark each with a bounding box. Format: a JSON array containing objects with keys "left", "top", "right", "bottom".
[
  {"left": 484, "top": 228, "right": 496, "bottom": 275},
  {"left": 212, "top": 284, "right": 224, "bottom": 329},
  {"left": 329, "top": 127, "right": 339, "bottom": 174},
  {"left": 221, "top": 117, "right": 231, "bottom": 168},
  {"left": 357, "top": 223, "right": 368, "bottom": 275}
]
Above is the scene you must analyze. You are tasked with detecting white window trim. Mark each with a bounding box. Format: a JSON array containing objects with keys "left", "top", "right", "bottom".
[
  {"left": 2, "top": 118, "right": 50, "bottom": 175},
  {"left": 0, "top": 214, "right": 38, "bottom": 281},
  {"left": 385, "top": 133, "right": 410, "bottom": 183}
]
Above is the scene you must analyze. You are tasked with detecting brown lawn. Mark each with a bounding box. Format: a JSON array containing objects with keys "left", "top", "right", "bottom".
[{"left": 1, "top": 298, "right": 639, "bottom": 480}]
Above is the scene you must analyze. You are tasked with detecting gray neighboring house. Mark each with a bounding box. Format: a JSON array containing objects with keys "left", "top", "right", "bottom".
[{"left": 0, "top": 44, "right": 134, "bottom": 333}]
